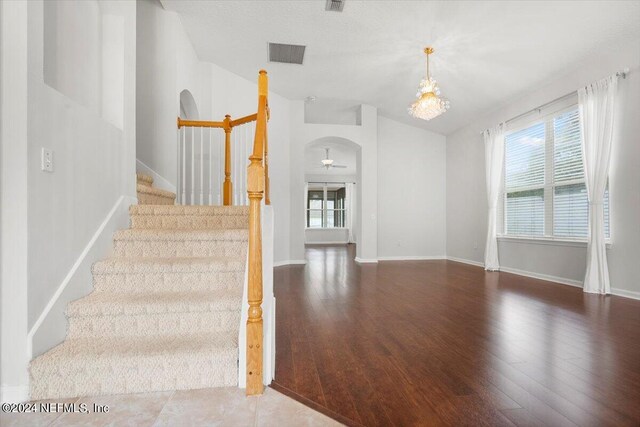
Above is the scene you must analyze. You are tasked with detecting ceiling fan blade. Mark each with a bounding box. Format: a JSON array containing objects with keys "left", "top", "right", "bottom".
[{"left": 331, "top": 165, "right": 348, "bottom": 168}]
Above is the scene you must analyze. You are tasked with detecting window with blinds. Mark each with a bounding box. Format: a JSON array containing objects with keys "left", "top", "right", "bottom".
[
  {"left": 501, "top": 107, "right": 610, "bottom": 240},
  {"left": 306, "top": 184, "right": 346, "bottom": 228}
]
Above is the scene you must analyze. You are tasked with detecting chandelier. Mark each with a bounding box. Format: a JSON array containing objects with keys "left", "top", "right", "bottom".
[{"left": 408, "top": 47, "right": 450, "bottom": 120}]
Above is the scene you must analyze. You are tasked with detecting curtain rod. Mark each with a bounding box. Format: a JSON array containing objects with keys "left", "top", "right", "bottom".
[
  {"left": 504, "top": 91, "right": 577, "bottom": 125},
  {"left": 480, "top": 68, "right": 629, "bottom": 135}
]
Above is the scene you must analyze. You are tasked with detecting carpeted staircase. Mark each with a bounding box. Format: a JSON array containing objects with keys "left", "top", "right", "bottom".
[
  {"left": 136, "top": 173, "right": 176, "bottom": 205},
  {"left": 30, "top": 174, "right": 249, "bottom": 400}
]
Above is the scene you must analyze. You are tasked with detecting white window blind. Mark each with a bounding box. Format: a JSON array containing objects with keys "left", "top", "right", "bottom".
[
  {"left": 501, "top": 106, "right": 610, "bottom": 240},
  {"left": 504, "top": 123, "right": 546, "bottom": 236}
]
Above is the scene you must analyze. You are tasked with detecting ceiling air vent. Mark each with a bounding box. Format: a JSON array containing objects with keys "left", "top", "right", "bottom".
[
  {"left": 268, "top": 43, "right": 306, "bottom": 65},
  {"left": 325, "top": 0, "right": 345, "bottom": 12}
]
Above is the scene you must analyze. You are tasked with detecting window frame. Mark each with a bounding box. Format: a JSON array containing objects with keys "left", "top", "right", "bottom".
[
  {"left": 498, "top": 104, "right": 611, "bottom": 243},
  {"left": 306, "top": 184, "right": 347, "bottom": 229}
]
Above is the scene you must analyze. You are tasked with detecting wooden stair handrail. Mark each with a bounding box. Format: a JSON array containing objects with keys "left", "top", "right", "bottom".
[
  {"left": 177, "top": 115, "right": 259, "bottom": 130},
  {"left": 230, "top": 113, "right": 258, "bottom": 128},
  {"left": 177, "top": 110, "right": 262, "bottom": 206},
  {"left": 177, "top": 117, "right": 226, "bottom": 129}
]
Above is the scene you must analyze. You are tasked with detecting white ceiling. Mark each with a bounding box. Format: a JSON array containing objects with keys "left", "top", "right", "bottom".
[
  {"left": 160, "top": 0, "right": 640, "bottom": 135},
  {"left": 304, "top": 138, "right": 357, "bottom": 176}
]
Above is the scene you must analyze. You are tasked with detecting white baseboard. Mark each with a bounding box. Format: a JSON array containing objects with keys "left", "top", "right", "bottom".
[
  {"left": 27, "top": 195, "right": 135, "bottom": 358},
  {"left": 136, "top": 159, "right": 175, "bottom": 193},
  {"left": 354, "top": 257, "right": 378, "bottom": 264},
  {"left": 446, "top": 256, "right": 640, "bottom": 301},
  {"left": 611, "top": 288, "right": 640, "bottom": 301},
  {"left": 273, "top": 260, "right": 307, "bottom": 267},
  {"left": 1, "top": 385, "right": 29, "bottom": 404},
  {"left": 499, "top": 266, "right": 583, "bottom": 288},
  {"left": 445, "top": 255, "right": 583, "bottom": 288},
  {"left": 378, "top": 255, "right": 446, "bottom": 261},
  {"left": 446, "top": 256, "right": 485, "bottom": 267}
]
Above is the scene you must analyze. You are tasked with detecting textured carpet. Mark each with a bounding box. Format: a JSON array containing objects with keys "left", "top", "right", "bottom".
[
  {"left": 136, "top": 173, "right": 176, "bottom": 205},
  {"left": 30, "top": 179, "right": 249, "bottom": 399}
]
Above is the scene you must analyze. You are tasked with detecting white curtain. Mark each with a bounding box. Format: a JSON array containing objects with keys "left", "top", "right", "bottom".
[
  {"left": 579, "top": 75, "right": 618, "bottom": 294},
  {"left": 303, "top": 183, "right": 309, "bottom": 228},
  {"left": 345, "top": 183, "right": 355, "bottom": 243},
  {"left": 483, "top": 123, "right": 506, "bottom": 271}
]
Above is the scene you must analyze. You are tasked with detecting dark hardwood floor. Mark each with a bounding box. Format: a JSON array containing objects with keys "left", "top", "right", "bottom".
[{"left": 271, "top": 244, "right": 640, "bottom": 426}]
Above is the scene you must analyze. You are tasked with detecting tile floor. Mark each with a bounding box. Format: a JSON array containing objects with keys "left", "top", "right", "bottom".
[{"left": 1, "top": 387, "right": 343, "bottom": 426}]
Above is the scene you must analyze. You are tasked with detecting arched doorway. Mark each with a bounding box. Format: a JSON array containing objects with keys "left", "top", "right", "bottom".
[{"left": 303, "top": 137, "right": 361, "bottom": 257}]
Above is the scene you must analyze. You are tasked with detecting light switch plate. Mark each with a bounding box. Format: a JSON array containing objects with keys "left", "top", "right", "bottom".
[{"left": 41, "top": 148, "right": 53, "bottom": 172}]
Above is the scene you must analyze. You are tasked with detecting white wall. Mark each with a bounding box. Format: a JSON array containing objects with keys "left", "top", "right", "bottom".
[
  {"left": 304, "top": 99, "right": 361, "bottom": 126},
  {"left": 43, "top": 0, "right": 102, "bottom": 115},
  {"left": 0, "top": 0, "right": 136, "bottom": 400},
  {"left": 136, "top": 0, "right": 181, "bottom": 186},
  {"left": 446, "top": 40, "right": 640, "bottom": 298},
  {"left": 305, "top": 174, "right": 357, "bottom": 184},
  {"left": 1, "top": 0, "right": 29, "bottom": 403},
  {"left": 377, "top": 116, "right": 447, "bottom": 259},
  {"left": 44, "top": 1, "right": 125, "bottom": 129},
  {"left": 136, "top": 0, "right": 291, "bottom": 263},
  {"left": 290, "top": 103, "right": 379, "bottom": 263},
  {"left": 27, "top": 0, "right": 137, "bottom": 354},
  {"left": 305, "top": 229, "right": 349, "bottom": 244}
]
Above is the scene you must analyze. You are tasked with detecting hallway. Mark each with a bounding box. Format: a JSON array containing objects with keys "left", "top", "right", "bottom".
[{"left": 272, "top": 245, "right": 640, "bottom": 426}]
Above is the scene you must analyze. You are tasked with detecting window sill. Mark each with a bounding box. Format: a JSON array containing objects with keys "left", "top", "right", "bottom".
[
  {"left": 305, "top": 227, "right": 348, "bottom": 230},
  {"left": 497, "top": 235, "right": 612, "bottom": 248}
]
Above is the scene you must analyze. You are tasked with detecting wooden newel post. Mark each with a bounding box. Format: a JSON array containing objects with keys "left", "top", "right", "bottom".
[
  {"left": 246, "top": 157, "right": 264, "bottom": 395},
  {"left": 223, "top": 114, "right": 233, "bottom": 205}
]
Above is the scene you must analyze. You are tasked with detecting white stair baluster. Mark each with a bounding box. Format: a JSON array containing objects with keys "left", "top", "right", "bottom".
[
  {"left": 176, "top": 128, "right": 181, "bottom": 204},
  {"left": 233, "top": 129, "right": 237, "bottom": 205},
  {"left": 200, "top": 127, "right": 204, "bottom": 205},
  {"left": 191, "top": 127, "right": 195, "bottom": 205},
  {"left": 181, "top": 127, "right": 186, "bottom": 204},
  {"left": 209, "top": 128, "right": 213, "bottom": 205}
]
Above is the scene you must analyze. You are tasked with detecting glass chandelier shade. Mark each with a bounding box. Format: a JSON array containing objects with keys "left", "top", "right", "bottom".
[{"left": 409, "top": 47, "right": 450, "bottom": 120}]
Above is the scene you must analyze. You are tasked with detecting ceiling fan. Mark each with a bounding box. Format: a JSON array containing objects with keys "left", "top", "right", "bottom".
[{"left": 320, "top": 148, "right": 347, "bottom": 169}]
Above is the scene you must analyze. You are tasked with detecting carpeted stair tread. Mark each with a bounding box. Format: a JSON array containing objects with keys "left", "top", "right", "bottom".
[
  {"left": 130, "top": 205, "right": 249, "bottom": 216},
  {"left": 92, "top": 256, "right": 245, "bottom": 274},
  {"left": 31, "top": 333, "right": 237, "bottom": 367},
  {"left": 136, "top": 183, "right": 175, "bottom": 199},
  {"left": 129, "top": 205, "right": 249, "bottom": 230},
  {"left": 113, "top": 228, "right": 248, "bottom": 242},
  {"left": 30, "top": 333, "right": 238, "bottom": 399},
  {"left": 136, "top": 173, "right": 154, "bottom": 186},
  {"left": 67, "top": 290, "right": 242, "bottom": 317}
]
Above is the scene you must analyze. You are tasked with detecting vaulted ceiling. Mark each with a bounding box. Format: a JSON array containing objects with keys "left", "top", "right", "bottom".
[{"left": 160, "top": 0, "right": 640, "bottom": 135}]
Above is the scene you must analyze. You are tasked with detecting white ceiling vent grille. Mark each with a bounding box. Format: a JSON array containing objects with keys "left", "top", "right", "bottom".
[
  {"left": 325, "top": 0, "right": 345, "bottom": 12},
  {"left": 268, "top": 43, "right": 306, "bottom": 65}
]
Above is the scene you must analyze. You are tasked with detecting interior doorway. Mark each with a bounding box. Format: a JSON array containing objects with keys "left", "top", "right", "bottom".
[{"left": 304, "top": 138, "right": 360, "bottom": 253}]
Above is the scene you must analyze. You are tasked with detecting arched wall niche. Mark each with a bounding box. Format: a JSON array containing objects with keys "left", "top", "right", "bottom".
[{"left": 179, "top": 89, "right": 200, "bottom": 120}]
